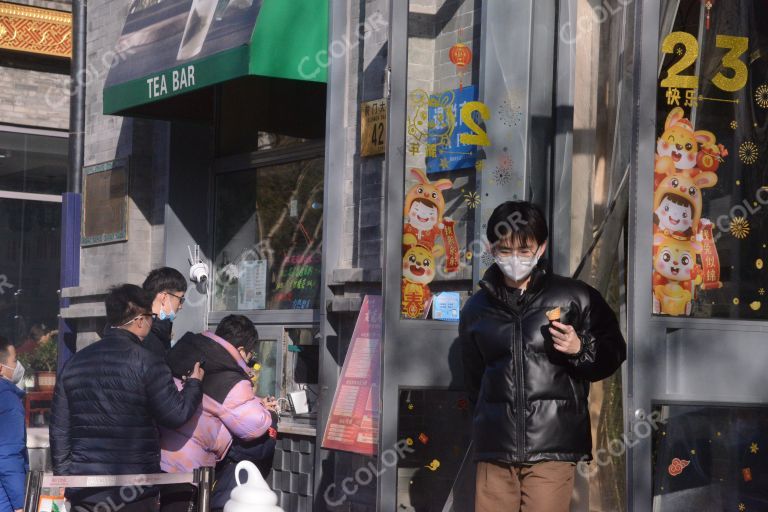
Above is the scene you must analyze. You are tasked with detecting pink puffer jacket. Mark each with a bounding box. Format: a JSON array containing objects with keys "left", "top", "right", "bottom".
[{"left": 159, "top": 332, "right": 272, "bottom": 473}]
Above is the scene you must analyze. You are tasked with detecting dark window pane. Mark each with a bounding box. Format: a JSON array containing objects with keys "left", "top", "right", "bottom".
[
  {"left": 0, "top": 199, "right": 61, "bottom": 346},
  {"left": 397, "top": 389, "right": 473, "bottom": 511},
  {"left": 652, "top": 403, "right": 768, "bottom": 510},
  {"left": 0, "top": 131, "right": 68, "bottom": 195}
]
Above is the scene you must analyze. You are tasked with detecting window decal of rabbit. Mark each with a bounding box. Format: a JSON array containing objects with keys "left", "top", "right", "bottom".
[
  {"left": 652, "top": 107, "right": 727, "bottom": 316},
  {"left": 402, "top": 168, "right": 460, "bottom": 274}
]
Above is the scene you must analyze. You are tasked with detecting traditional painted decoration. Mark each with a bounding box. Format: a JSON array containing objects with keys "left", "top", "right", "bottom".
[{"left": 0, "top": 2, "right": 71, "bottom": 58}]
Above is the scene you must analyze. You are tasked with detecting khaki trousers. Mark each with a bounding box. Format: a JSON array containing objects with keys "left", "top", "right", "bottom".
[{"left": 475, "top": 461, "right": 576, "bottom": 512}]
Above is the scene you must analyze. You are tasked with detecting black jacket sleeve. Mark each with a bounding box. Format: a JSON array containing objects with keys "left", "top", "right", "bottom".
[
  {"left": 143, "top": 354, "right": 203, "bottom": 429},
  {"left": 50, "top": 372, "right": 71, "bottom": 475},
  {"left": 459, "top": 314, "right": 484, "bottom": 404},
  {"left": 569, "top": 286, "right": 627, "bottom": 382}
]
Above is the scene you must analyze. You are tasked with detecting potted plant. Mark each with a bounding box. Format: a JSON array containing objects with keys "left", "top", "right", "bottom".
[{"left": 23, "top": 332, "right": 58, "bottom": 391}]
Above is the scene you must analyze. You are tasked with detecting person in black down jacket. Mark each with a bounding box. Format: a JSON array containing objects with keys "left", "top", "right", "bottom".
[
  {"left": 142, "top": 268, "right": 188, "bottom": 359},
  {"left": 460, "top": 201, "right": 626, "bottom": 512},
  {"left": 50, "top": 284, "right": 205, "bottom": 512}
]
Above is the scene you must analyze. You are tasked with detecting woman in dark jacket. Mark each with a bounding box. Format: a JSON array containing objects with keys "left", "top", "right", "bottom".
[{"left": 460, "top": 201, "right": 627, "bottom": 512}]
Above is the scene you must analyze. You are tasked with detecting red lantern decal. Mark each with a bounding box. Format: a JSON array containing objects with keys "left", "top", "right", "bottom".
[{"left": 449, "top": 43, "right": 472, "bottom": 70}]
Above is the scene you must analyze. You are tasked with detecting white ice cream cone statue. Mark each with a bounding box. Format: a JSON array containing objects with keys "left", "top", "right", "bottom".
[{"left": 223, "top": 461, "right": 284, "bottom": 512}]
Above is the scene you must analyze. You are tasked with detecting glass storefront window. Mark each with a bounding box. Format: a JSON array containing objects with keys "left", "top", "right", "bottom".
[
  {"left": 400, "top": 0, "right": 481, "bottom": 320},
  {"left": 212, "top": 157, "right": 324, "bottom": 311},
  {"left": 652, "top": 0, "right": 768, "bottom": 319},
  {"left": 283, "top": 327, "right": 319, "bottom": 400},
  {"left": 0, "top": 130, "right": 68, "bottom": 195},
  {"left": 652, "top": 403, "right": 768, "bottom": 510}
]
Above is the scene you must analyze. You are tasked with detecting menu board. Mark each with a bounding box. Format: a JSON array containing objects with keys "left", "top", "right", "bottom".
[
  {"left": 237, "top": 259, "right": 267, "bottom": 310},
  {"left": 651, "top": 0, "right": 768, "bottom": 319},
  {"left": 321, "top": 295, "right": 382, "bottom": 456},
  {"left": 273, "top": 253, "right": 321, "bottom": 310}
]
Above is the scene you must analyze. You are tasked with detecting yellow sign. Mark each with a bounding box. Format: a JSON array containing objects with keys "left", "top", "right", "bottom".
[
  {"left": 360, "top": 98, "right": 387, "bottom": 157},
  {"left": 0, "top": 2, "right": 71, "bottom": 58}
]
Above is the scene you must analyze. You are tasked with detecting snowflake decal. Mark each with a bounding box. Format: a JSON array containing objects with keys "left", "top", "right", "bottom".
[
  {"left": 740, "top": 141, "right": 760, "bottom": 165},
  {"left": 497, "top": 100, "right": 523, "bottom": 128},
  {"left": 730, "top": 217, "right": 750, "bottom": 239},
  {"left": 756, "top": 84, "right": 768, "bottom": 109},
  {"left": 463, "top": 191, "right": 480, "bottom": 209}
]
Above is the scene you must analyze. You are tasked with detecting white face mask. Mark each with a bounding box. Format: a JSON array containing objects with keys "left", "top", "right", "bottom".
[
  {"left": 494, "top": 250, "right": 541, "bottom": 282},
  {"left": 1, "top": 360, "right": 25, "bottom": 385}
]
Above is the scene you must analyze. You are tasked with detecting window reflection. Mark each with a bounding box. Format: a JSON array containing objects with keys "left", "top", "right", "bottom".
[
  {"left": 0, "top": 131, "right": 68, "bottom": 195},
  {"left": 213, "top": 157, "right": 324, "bottom": 311}
]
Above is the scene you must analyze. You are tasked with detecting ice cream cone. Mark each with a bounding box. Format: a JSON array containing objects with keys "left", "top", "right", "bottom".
[{"left": 546, "top": 307, "right": 561, "bottom": 323}]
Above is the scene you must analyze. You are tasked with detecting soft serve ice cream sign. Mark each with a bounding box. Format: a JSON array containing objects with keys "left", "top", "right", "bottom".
[{"left": 224, "top": 461, "right": 284, "bottom": 512}]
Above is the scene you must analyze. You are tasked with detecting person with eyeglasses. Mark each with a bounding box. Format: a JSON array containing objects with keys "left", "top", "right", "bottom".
[
  {"left": 0, "top": 336, "right": 27, "bottom": 512},
  {"left": 460, "top": 201, "right": 626, "bottom": 512},
  {"left": 50, "top": 284, "right": 205, "bottom": 512},
  {"left": 142, "top": 267, "right": 188, "bottom": 359}
]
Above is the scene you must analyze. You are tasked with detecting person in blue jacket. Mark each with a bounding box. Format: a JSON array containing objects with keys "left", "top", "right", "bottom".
[{"left": 0, "top": 336, "right": 28, "bottom": 512}]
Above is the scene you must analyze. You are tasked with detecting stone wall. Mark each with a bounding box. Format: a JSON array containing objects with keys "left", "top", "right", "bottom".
[{"left": 0, "top": 1, "right": 71, "bottom": 130}]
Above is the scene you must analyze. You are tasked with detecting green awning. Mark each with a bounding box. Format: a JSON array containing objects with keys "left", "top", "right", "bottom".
[{"left": 103, "top": 0, "right": 328, "bottom": 116}]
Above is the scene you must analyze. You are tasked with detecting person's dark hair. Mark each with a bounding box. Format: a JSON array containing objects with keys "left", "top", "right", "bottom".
[
  {"left": 0, "top": 336, "right": 12, "bottom": 365},
  {"left": 486, "top": 201, "right": 549, "bottom": 248},
  {"left": 142, "top": 267, "right": 188, "bottom": 298},
  {"left": 215, "top": 315, "right": 259, "bottom": 353},
  {"left": 105, "top": 284, "right": 153, "bottom": 327}
]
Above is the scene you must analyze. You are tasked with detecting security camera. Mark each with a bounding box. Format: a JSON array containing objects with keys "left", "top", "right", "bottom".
[
  {"left": 190, "top": 262, "right": 209, "bottom": 283},
  {"left": 187, "top": 245, "right": 208, "bottom": 283}
]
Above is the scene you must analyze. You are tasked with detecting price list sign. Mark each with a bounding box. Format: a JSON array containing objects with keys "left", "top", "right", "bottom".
[{"left": 321, "top": 295, "right": 382, "bottom": 455}]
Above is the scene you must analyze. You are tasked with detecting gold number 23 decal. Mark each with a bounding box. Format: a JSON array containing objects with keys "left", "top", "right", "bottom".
[
  {"left": 661, "top": 31, "right": 749, "bottom": 93},
  {"left": 459, "top": 101, "right": 491, "bottom": 146}
]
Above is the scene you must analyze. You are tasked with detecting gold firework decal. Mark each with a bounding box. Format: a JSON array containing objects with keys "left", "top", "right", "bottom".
[
  {"left": 730, "top": 217, "right": 750, "bottom": 239},
  {"left": 739, "top": 141, "right": 759, "bottom": 165},
  {"left": 756, "top": 84, "right": 768, "bottom": 109},
  {"left": 730, "top": 120, "right": 738, "bottom": 130},
  {"left": 463, "top": 191, "right": 480, "bottom": 209},
  {"left": 760, "top": 288, "right": 766, "bottom": 296}
]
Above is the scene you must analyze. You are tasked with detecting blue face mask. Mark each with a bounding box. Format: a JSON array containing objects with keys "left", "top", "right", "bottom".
[{"left": 158, "top": 306, "right": 176, "bottom": 322}]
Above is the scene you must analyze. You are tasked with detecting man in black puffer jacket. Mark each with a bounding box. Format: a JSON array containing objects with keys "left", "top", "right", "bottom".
[
  {"left": 460, "top": 201, "right": 626, "bottom": 512},
  {"left": 50, "top": 284, "right": 205, "bottom": 512}
]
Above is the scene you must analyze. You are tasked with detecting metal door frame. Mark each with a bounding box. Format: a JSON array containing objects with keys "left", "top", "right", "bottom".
[{"left": 380, "top": 1, "right": 561, "bottom": 510}]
